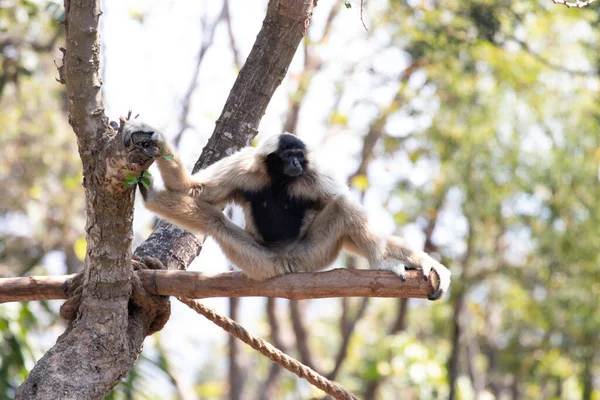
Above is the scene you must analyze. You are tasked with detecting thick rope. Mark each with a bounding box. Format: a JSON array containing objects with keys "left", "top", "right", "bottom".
[{"left": 177, "top": 297, "right": 359, "bottom": 400}]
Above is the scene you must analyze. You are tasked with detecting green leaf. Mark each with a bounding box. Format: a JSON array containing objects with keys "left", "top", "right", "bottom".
[
  {"left": 162, "top": 153, "right": 174, "bottom": 161},
  {"left": 344, "top": 0, "right": 351, "bottom": 8},
  {"left": 142, "top": 170, "right": 152, "bottom": 178},
  {"left": 124, "top": 173, "right": 139, "bottom": 187},
  {"left": 139, "top": 177, "right": 150, "bottom": 190}
]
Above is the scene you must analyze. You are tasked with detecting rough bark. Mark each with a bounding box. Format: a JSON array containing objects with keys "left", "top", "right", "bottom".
[
  {"left": 0, "top": 269, "right": 438, "bottom": 303},
  {"left": 17, "top": 0, "right": 318, "bottom": 398},
  {"left": 282, "top": 2, "right": 340, "bottom": 134},
  {"left": 17, "top": 1, "right": 157, "bottom": 398}
]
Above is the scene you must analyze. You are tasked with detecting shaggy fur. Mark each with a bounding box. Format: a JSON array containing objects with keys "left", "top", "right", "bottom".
[{"left": 123, "top": 121, "right": 451, "bottom": 300}]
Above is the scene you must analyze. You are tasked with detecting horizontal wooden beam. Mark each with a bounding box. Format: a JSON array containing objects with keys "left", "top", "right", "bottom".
[{"left": 0, "top": 269, "right": 437, "bottom": 304}]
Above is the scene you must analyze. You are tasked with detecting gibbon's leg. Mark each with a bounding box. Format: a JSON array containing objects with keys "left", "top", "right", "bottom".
[
  {"left": 194, "top": 197, "right": 449, "bottom": 299},
  {"left": 190, "top": 199, "right": 348, "bottom": 280},
  {"left": 143, "top": 191, "right": 212, "bottom": 234},
  {"left": 196, "top": 197, "right": 396, "bottom": 280},
  {"left": 190, "top": 200, "right": 287, "bottom": 280},
  {"left": 380, "top": 237, "right": 451, "bottom": 300},
  {"left": 336, "top": 198, "right": 451, "bottom": 300}
]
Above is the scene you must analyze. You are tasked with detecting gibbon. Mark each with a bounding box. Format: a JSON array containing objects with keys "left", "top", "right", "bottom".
[{"left": 123, "top": 120, "right": 451, "bottom": 300}]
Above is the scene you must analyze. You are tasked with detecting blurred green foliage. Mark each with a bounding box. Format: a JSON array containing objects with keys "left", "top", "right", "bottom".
[{"left": 0, "top": 0, "right": 84, "bottom": 279}]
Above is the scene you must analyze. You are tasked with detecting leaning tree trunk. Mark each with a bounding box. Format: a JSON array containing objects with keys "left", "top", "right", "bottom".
[{"left": 17, "top": 0, "right": 317, "bottom": 398}]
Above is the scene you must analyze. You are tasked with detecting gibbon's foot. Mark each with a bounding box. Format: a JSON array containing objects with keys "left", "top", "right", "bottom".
[
  {"left": 378, "top": 257, "right": 451, "bottom": 301},
  {"left": 377, "top": 259, "right": 408, "bottom": 281},
  {"left": 421, "top": 258, "right": 451, "bottom": 301},
  {"left": 122, "top": 120, "right": 162, "bottom": 158}
]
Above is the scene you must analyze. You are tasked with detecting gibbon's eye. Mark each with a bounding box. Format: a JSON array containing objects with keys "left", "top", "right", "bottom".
[{"left": 284, "top": 150, "right": 303, "bottom": 160}]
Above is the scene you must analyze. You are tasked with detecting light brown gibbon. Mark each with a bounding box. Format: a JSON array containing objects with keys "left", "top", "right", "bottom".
[{"left": 123, "top": 120, "right": 451, "bottom": 300}]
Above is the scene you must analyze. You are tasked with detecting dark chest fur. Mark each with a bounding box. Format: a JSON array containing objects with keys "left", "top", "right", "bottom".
[{"left": 242, "top": 186, "right": 313, "bottom": 245}]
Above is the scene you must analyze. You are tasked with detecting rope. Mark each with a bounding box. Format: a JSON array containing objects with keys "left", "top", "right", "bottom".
[{"left": 177, "top": 297, "right": 359, "bottom": 400}]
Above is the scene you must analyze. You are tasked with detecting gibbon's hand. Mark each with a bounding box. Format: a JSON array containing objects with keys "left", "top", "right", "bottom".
[
  {"left": 122, "top": 120, "right": 163, "bottom": 159},
  {"left": 377, "top": 257, "right": 450, "bottom": 301}
]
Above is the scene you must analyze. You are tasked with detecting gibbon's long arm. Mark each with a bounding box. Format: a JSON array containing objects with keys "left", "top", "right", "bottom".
[
  {"left": 153, "top": 146, "right": 269, "bottom": 205},
  {"left": 123, "top": 120, "right": 266, "bottom": 205}
]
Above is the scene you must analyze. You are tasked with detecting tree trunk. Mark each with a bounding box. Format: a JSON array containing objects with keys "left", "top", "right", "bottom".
[
  {"left": 582, "top": 357, "right": 593, "bottom": 400},
  {"left": 17, "top": 0, "right": 318, "bottom": 398},
  {"left": 289, "top": 300, "right": 317, "bottom": 371},
  {"left": 447, "top": 290, "right": 466, "bottom": 400},
  {"left": 17, "top": 1, "right": 151, "bottom": 397}
]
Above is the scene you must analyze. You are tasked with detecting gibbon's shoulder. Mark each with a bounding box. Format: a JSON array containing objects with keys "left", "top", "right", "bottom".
[
  {"left": 191, "top": 146, "right": 267, "bottom": 184},
  {"left": 302, "top": 162, "right": 351, "bottom": 200}
]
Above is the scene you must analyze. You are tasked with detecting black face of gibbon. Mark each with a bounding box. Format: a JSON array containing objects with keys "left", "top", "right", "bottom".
[
  {"left": 245, "top": 134, "right": 312, "bottom": 244},
  {"left": 265, "top": 134, "right": 307, "bottom": 184}
]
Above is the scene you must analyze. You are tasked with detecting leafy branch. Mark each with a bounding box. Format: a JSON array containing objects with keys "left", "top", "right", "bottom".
[
  {"left": 124, "top": 171, "right": 152, "bottom": 190},
  {"left": 124, "top": 154, "right": 173, "bottom": 189}
]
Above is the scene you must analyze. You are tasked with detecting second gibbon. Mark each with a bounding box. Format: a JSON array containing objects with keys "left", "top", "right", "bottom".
[{"left": 123, "top": 120, "right": 451, "bottom": 300}]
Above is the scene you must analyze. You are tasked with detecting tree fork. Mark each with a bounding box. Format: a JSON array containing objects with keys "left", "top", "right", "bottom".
[{"left": 17, "top": 1, "right": 320, "bottom": 398}]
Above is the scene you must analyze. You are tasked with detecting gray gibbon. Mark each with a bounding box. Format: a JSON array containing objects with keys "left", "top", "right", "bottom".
[{"left": 123, "top": 120, "right": 451, "bottom": 300}]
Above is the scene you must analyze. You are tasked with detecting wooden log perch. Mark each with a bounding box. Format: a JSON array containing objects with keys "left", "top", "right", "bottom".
[{"left": 0, "top": 269, "right": 438, "bottom": 304}]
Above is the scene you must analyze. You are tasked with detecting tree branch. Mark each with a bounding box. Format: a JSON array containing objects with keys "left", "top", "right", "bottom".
[
  {"left": 173, "top": 3, "right": 228, "bottom": 148},
  {"left": 289, "top": 300, "right": 318, "bottom": 370},
  {"left": 193, "top": 0, "right": 318, "bottom": 173},
  {"left": 0, "top": 269, "right": 437, "bottom": 303}
]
